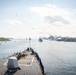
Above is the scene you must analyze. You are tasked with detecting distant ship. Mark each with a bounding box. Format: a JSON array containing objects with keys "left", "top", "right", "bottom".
[
  {"left": 39, "top": 38, "right": 43, "bottom": 42},
  {"left": 56, "top": 37, "right": 62, "bottom": 41}
]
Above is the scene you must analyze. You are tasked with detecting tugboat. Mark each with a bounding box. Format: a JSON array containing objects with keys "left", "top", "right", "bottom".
[
  {"left": 0, "top": 38, "right": 45, "bottom": 75},
  {"left": 39, "top": 38, "right": 43, "bottom": 42}
]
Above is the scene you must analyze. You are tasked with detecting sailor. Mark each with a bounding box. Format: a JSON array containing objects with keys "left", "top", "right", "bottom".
[{"left": 31, "top": 48, "right": 34, "bottom": 55}]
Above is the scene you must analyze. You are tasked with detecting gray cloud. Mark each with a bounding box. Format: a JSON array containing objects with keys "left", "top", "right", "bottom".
[{"left": 44, "top": 16, "right": 69, "bottom": 24}]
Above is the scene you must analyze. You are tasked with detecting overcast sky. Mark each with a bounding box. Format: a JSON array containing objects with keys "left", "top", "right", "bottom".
[{"left": 0, "top": 0, "right": 76, "bottom": 38}]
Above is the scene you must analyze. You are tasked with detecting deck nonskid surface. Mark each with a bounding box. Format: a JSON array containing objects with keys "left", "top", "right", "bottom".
[{"left": 0, "top": 51, "right": 43, "bottom": 75}]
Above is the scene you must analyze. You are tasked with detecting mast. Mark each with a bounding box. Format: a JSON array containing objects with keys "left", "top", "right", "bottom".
[{"left": 29, "top": 38, "right": 31, "bottom": 50}]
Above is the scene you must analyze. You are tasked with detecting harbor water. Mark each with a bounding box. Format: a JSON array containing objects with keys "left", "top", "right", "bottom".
[{"left": 0, "top": 39, "right": 76, "bottom": 75}]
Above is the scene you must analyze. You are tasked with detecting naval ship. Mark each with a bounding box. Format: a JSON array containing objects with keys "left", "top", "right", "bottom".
[
  {"left": 38, "top": 38, "right": 43, "bottom": 42},
  {"left": 0, "top": 39, "right": 45, "bottom": 75}
]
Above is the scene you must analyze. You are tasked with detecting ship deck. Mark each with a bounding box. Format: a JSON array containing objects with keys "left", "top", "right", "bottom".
[{"left": 0, "top": 51, "right": 43, "bottom": 75}]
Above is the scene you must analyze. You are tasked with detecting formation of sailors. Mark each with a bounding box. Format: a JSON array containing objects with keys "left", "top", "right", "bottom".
[
  {"left": 12, "top": 52, "right": 22, "bottom": 60},
  {"left": 13, "top": 51, "right": 26, "bottom": 60}
]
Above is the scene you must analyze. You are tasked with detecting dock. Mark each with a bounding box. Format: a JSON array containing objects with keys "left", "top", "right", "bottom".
[{"left": 0, "top": 49, "right": 45, "bottom": 75}]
